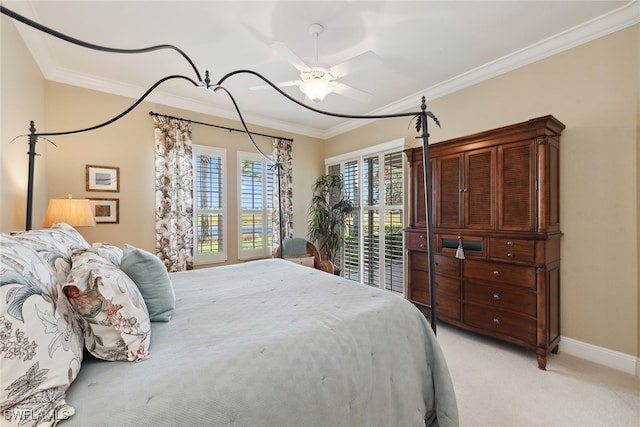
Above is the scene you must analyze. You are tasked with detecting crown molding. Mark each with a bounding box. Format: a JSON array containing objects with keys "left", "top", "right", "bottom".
[
  {"left": 323, "top": 0, "right": 640, "bottom": 139},
  {"left": 43, "top": 65, "right": 328, "bottom": 139}
]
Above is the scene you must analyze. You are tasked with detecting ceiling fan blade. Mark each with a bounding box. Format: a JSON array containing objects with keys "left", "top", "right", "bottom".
[
  {"left": 249, "top": 80, "right": 300, "bottom": 91},
  {"left": 270, "top": 42, "right": 310, "bottom": 72},
  {"left": 332, "top": 82, "right": 374, "bottom": 103},
  {"left": 329, "top": 50, "right": 379, "bottom": 79}
]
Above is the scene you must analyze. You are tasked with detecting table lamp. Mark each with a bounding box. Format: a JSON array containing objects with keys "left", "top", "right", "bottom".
[{"left": 43, "top": 195, "right": 96, "bottom": 227}]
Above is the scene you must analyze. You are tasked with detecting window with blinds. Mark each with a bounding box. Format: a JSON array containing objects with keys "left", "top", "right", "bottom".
[
  {"left": 382, "top": 151, "right": 404, "bottom": 294},
  {"left": 341, "top": 161, "right": 359, "bottom": 281},
  {"left": 328, "top": 144, "right": 405, "bottom": 294},
  {"left": 238, "top": 151, "right": 273, "bottom": 259},
  {"left": 193, "top": 145, "right": 226, "bottom": 264}
]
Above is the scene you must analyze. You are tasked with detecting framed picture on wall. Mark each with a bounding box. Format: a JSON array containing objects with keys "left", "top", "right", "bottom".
[
  {"left": 86, "top": 165, "right": 119, "bottom": 192},
  {"left": 89, "top": 198, "right": 119, "bottom": 224}
]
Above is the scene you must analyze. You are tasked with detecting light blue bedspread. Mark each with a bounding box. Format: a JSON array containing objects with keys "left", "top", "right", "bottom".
[{"left": 63, "top": 259, "right": 458, "bottom": 426}]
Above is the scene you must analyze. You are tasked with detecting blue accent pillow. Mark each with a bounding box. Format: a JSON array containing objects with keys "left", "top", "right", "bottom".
[{"left": 120, "top": 244, "right": 175, "bottom": 322}]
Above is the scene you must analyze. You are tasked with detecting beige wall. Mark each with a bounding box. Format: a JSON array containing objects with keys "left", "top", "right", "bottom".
[
  {"left": 41, "top": 82, "right": 324, "bottom": 263},
  {"left": 326, "top": 26, "right": 640, "bottom": 357},
  {"left": 1, "top": 15, "right": 47, "bottom": 231},
  {"left": 2, "top": 11, "right": 638, "bottom": 359}
]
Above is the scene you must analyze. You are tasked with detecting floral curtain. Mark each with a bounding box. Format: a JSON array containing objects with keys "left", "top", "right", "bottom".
[
  {"left": 272, "top": 138, "right": 293, "bottom": 249},
  {"left": 153, "top": 116, "right": 194, "bottom": 272}
]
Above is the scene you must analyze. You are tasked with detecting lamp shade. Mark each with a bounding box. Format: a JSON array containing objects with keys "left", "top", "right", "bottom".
[
  {"left": 299, "top": 78, "right": 333, "bottom": 102},
  {"left": 43, "top": 198, "right": 96, "bottom": 227}
]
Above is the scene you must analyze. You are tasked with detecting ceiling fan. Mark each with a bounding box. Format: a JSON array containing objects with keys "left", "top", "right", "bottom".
[{"left": 252, "top": 23, "right": 377, "bottom": 103}]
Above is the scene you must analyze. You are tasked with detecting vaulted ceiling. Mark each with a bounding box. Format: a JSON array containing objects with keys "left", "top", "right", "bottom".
[{"left": 4, "top": 1, "right": 637, "bottom": 138}]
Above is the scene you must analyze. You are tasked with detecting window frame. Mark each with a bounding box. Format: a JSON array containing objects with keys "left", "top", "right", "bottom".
[
  {"left": 192, "top": 144, "right": 227, "bottom": 265},
  {"left": 237, "top": 151, "right": 274, "bottom": 260}
]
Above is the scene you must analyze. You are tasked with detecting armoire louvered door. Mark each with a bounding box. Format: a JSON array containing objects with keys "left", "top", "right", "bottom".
[
  {"left": 435, "top": 154, "right": 462, "bottom": 228},
  {"left": 465, "top": 147, "right": 495, "bottom": 230},
  {"left": 498, "top": 141, "right": 536, "bottom": 231},
  {"left": 435, "top": 148, "right": 495, "bottom": 230}
]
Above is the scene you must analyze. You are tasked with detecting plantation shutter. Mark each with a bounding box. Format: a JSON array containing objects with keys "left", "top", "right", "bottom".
[
  {"left": 239, "top": 155, "right": 273, "bottom": 258},
  {"left": 342, "top": 160, "right": 360, "bottom": 281},
  {"left": 383, "top": 151, "right": 404, "bottom": 293},
  {"left": 194, "top": 147, "right": 226, "bottom": 264}
]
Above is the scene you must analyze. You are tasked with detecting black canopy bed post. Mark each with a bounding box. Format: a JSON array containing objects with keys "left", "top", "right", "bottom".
[
  {"left": 25, "top": 121, "right": 38, "bottom": 231},
  {"left": 418, "top": 100, "right": 437, "bottom": 333},
  {"left": 275, "top": 159, "right": 285, "bottom": 259}
]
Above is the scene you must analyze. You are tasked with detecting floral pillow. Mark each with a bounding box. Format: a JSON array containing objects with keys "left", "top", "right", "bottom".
[
  {"left": 0, "top": 234, "right": 58, "bottom": 293},
  {"left": 11, "top": 222, "right": 90, "bottom": 286},
  {"left": 87, "top": 242, "right": 123, "bottom": 266},
  {"left": 64, "top": 249, "right": 151, "bottom": 362},
  {"left": 0, "top": 234, "right": 84, "bottom": 426}
]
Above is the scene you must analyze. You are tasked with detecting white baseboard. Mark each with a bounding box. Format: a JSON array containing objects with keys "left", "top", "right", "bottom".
[{"left": 560, "top": 336, "right": 639, "bottom": 377}]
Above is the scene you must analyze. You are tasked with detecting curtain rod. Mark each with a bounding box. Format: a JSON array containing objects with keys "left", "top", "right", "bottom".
[{"left": 148, "top": 111, "right": 293, "bottom": 142}]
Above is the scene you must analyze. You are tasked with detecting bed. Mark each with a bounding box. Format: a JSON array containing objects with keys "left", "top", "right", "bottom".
[
  {"left": 2, "top": 6, "right": 453, "bottom": 425},
  {"left": 0, "top": 223, "right": 458, "bottom": 427}
]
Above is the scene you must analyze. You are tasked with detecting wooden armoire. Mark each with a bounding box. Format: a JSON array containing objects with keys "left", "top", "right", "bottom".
[{"left": 404, "top": 115, "right": 565, "bottom": 369}]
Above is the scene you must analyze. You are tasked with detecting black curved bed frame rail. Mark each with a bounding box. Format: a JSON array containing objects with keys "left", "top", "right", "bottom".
[{"left": 1, "top": 5, "right": 439, "bottom": 333}]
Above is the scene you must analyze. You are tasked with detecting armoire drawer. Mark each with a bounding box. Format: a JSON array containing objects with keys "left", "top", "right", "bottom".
[
  {"left": 409, "top": 268, "right": 431, "bottom": 304},
  {"left": 406, "top": 230, "right": 429, "bottom": 252},
  {"left": 438, "top": 234, "right": 486, "bottom": 258},
  {"left": 434, "top": 295, "right": 460, "bottom": 321},
  {"left": 409, "top": 250, "right": 430, "bottom": 272},
  {"left": 407, "top": 251, "right": 460, "bottom": 277},
  {"left": 489, "top": 238, "right": 535, "bottom": 263},
  {"left": 435, "top": 273, "right": 460, "bottom": 298},
  {"left": 463, "top": 303, "right": 536, "bottom": 345},
  {"left": 433, "top": 254, "right": 460, "bottom": 277},
  {"left": 409, "top": 269, "right": 460, "bottom": 304},
  {"left": 463, "top": 259, "right": 535, "bottom": 288},
  {"left": 409, "top": 294, "right": 460, "bottom": 322},
  {"left": 410, "top": 287, "right": 431, "bottom": 306},
  {"left": 463, "top": 281, "right": 536, "bottom": 316}
]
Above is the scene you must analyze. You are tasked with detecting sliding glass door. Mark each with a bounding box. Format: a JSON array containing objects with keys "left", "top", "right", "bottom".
[{"left": 328, "top": 145, "right": 405, "bottom": 294}]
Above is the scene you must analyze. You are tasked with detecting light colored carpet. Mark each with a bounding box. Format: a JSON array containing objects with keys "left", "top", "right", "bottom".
[{"left": 434, "top": 323, "right": 640, "bottom": 427}]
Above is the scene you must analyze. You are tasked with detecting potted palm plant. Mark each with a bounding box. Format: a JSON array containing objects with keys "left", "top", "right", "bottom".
[{"left": 308, "top": 173, "right": 354, "bottom": 274}]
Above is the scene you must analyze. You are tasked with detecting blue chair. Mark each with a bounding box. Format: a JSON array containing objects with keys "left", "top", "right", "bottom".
[{"left": 274, "top": 238, "right": 334, "bottom": 274}]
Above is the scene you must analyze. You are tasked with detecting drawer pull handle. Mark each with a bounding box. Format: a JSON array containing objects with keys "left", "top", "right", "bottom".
[
  {"left": 492, "top": 293, "right": 501, "bottom": 300},
  {"left": 507, "top": 241, "right": 514, "bottom": 246},
  {"left": 420, "top": 234, "right": 426, "bottom": 239},
  {"left": 493, "top": 270, "right": 501, "bottom": 277},
  {"left": 493, "top": 317, "right": 501, "bottom": 325},
  {"left": 507, "top": 253, "right": 515, "bottom": 258},
  {"left": 420, "top": 244, "right": 425, "bottom": 249}
]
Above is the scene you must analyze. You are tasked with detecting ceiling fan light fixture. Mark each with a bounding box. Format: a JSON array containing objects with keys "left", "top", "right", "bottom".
[
  {"left": 265, "top": 22, "right": 373, "bottom": 103},
  {"left": 300, "top": 77, "right": 333, "bottom": 102}
]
